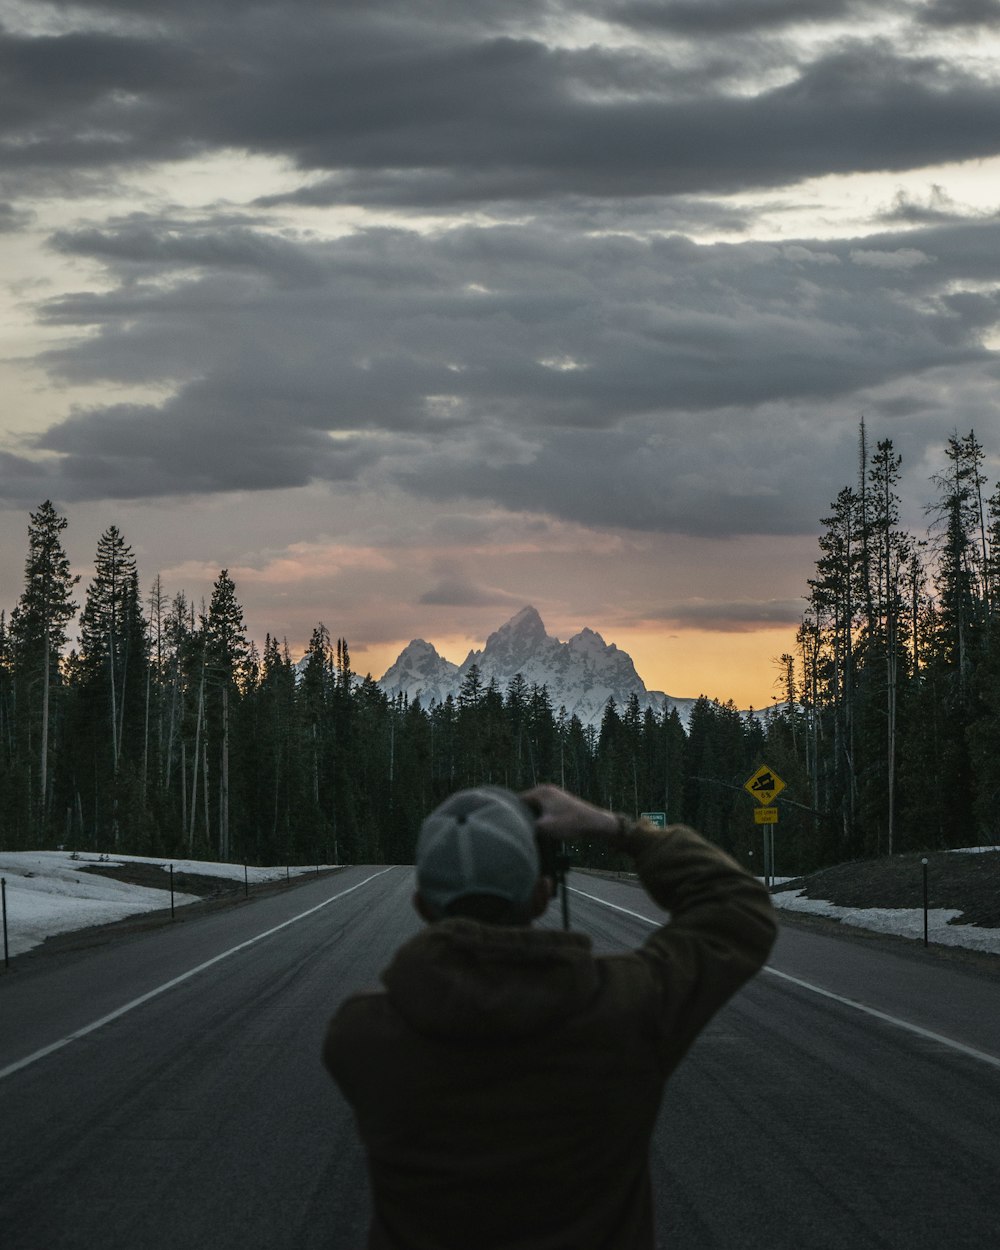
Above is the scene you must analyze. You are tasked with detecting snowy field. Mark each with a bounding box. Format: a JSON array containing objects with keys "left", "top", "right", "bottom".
[
  {"left": 1, "top": 849, "right": 998, "bottom": 962},
  {"left": 0, "top": 851, "right": 336, "bottom": 959}
]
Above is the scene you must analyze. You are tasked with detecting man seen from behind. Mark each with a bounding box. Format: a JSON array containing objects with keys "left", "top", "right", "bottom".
[{"left": 324, "top": 783, "right": 777, "bottom": 1249}]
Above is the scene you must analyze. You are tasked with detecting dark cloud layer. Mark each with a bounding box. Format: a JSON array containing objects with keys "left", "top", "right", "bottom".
[
  {"left": 652, "top": 599, "right": 806, "bottom": 630},
  {"left": 617, "top": 0, "right": 862, "bottom": 35},
  {"left": 2, "top": 1, "right": 1000, "bottom": 549},
  {"left": 920, "top": 0, "right": 1000, "bottom": 27},
  {"left": 3, "top": 7, "right": 1000, "bottom": 204},
  {"left": 4, "top": 208, "right": 996, "bottom": 536},
  {"left": 419, "top": 575, "right": 526, "bottom": 608}
]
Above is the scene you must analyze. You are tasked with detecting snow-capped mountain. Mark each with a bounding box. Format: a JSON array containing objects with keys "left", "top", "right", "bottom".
[
  {"left": 378, "top": 606, "right": 699, "bottom": 728},
  {"left": 378, "top": 638, "right": 461, "bottom": 709}
]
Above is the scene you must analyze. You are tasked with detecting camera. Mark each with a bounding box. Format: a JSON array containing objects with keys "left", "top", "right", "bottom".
[{"left": 536, "top": 834, "right": 571, "bottom": 884}]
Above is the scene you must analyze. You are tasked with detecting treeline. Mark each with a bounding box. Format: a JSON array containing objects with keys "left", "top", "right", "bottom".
[
  {"left": 1, "top": 424, "right": 997, "bottom": 875},
  {"left": 0, "top": 502, "right": 774, "bottom": 870},
  {"left": 777, "top": 422, "right": 1000, "bottom": 864}
]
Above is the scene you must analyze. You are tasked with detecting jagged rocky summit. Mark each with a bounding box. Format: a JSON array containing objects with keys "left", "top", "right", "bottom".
[{"left": 378, "top": 606, "right": 698, "bottom": 729}]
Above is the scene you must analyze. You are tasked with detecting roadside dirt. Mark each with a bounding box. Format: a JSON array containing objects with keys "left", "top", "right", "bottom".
[
  {"left": 772, "top": 850, "right": 1000, "bottom": 928},
  {"left": 78, "top": 861, "right": 247, "bottom": 897}
]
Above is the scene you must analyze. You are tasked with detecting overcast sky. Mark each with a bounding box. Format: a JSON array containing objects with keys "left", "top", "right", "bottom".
[{"left": 2, "top": 0, "right": 1000, "bottom": 706}]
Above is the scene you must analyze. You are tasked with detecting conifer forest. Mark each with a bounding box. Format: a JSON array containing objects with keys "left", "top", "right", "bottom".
[{"left": 1, "top": 425, "right": 998, "bottom": 875}]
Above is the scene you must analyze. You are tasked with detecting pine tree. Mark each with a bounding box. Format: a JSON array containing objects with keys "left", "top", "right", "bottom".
[
  {"left": 867, "top": 439, "right": 909, "bottom": 854},
  {"left": 205, "top": 570, "right": 249, "bottom": 859},
  {"left": 78, "top": 529, "right": 147, "bottom": 766},
  {"left": 70, "top": 526, "right": 149, "bottom": 847},
  {"left": 808, "top": 485, "right": 860, "bottom": 848},
  {"left": 9, "top": 501, "right": 79, "bottom": 838},
  {"left": 457, "top": 664, "right": 485, "bottom": 785}
]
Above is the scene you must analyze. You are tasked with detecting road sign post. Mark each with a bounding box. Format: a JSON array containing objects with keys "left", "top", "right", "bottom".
[
  {"left": 2, "top": 876, "right": 8, "bottom": 970},
  {"left": 921, "top": 858, "right": 929, "bottom": 947},
  {"left": 744, "top": 766, "right": 786, "bottom": 890}
]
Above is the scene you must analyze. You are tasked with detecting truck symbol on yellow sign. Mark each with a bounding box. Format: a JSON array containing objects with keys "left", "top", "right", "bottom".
[{"left": 744, "top": 765, "right": 786, "bottom": 806}]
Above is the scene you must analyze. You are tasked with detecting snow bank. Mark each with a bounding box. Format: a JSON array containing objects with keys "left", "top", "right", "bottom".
[
  {"left": 0, "top": 851, "right": 333, "bottom": 960},
  {"left": 771, "top": 889, "right": 1000, "bottom": 955}
]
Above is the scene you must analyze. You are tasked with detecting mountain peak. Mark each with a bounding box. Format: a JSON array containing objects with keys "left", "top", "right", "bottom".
[
  {"left": 568, "top": 626, "right": 610, "bottom": 654},
  {"left": 377, "top": 608, "right": 699, "bottom": 728},
  {"left": 379, "top": 636, "right": 460, "bottom": 707},
  {"left": 487, "top": 605, "right": 547, "bottom": 645},
  {"left": 507, "top": 605, "right": 544, "bottom": 630}
]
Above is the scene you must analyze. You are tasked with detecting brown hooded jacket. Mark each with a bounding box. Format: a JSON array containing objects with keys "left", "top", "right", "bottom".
[{"left": 324, "top": 820, "right": 777, "bottom": 1249}]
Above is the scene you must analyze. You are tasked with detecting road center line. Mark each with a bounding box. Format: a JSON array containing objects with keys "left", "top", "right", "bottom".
[
  {"left": 569, "top": 884, "right": 1000, "bottom": 1072},
  {"left": 0, "top": 867, "right": 394, "bottom": 1083}
]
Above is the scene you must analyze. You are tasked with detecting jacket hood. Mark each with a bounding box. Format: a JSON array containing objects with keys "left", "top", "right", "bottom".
[{"left": 381, "top": 918, "right": 600, "bottom": 1041}]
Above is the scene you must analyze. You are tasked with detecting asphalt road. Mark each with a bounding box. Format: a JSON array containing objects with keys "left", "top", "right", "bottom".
[{"left": 1, "top": 866, "right": 998, "bottom": 1249}]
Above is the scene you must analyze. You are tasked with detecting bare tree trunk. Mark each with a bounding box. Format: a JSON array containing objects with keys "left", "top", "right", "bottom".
[
  {"left": 220, "top": 684, "right": 229, "bottom": 860},
  {"left": 887, "top": 644, "right": 896, "bottom": 856},
  {"left": 189, "top": 664, "right": 205, "bottom": 852},
  {"left": 180, "top": 740, "right": 187, "bottom": 840},
  {"left": 109, "top": 635, "right": 118, "bottom": 772},
  {"left": 143, "top": 659, "right": 150, "bottom": 801},
  {"left": 165, "top": 657, "right": 180, "bottom": 789},
  {"left": 40, "top": 628, "right": 50, "bottom": 825},
  {"left": 312, "top": 722, "right": 319, "bottom": 806},
  {"left": 117, "top": 632, "right": 129, "bottom": 768},
  {"left": 202, "top": 734, "right": 210, "bottom": 849}
]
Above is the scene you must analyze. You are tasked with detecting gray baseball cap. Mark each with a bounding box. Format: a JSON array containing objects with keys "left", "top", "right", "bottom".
[{"left": 416, "top": 786, "right": 541, "bottom": 916}]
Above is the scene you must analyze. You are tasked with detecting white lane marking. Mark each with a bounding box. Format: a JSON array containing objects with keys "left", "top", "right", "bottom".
[
  {"left": 568, "top": 886, "right": 661, "bottom": 925},
  {"left": 762, "top": 967, "right": 1000, "bottom": 1071},
  {"left": 568, "top": 883, "right": 1000, "bottom": 1072},
  {"left": 0, "top": 868, "right": 394, "bottom": 1082}
]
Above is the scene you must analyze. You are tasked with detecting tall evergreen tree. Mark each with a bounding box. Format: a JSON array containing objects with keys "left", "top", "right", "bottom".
[
  {"left": 205, "top": 570, "right": 249, "bottom": 859},
  {"left": 9, "top": 501, "right": 79, "bottom": 839},
  {"left": 77, "top": 528, "right": 147, "bottom": 767},
  {"left": 69, "top": 526, "right": 149, "bottom": 847}
]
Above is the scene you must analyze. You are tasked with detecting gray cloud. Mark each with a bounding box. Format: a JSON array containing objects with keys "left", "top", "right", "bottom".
[
  {"left": 919, "top": 0, "right": 1000, "bottom": 27},
  {"left": 877, "top": 185, "right": 979, "bottom": 226},
  {"left": 4, "top": 208, "right": 997, "bottom": 533},
  {"left": 3, "top": 8, "right": 1000, "bottom": 207},
  {"left": 4, "top": 2, "right": 1000, "bottom": 558},
  {"left": 244, "top": 42, "right": 1000, "bottom": 205},
  {"left": 419, "top": 575, "right": 526, "bottom": 607},
  {"left": 615, "top": 0, "right": 863, "bottom": 35},
  {"left": 651, "top": 599, "right": 807, "bottom": 631},
  {"left": 0, "top": 200, "right": 30, "bottom": 230}
]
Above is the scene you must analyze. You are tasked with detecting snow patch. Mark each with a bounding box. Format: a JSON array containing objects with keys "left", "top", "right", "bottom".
[
  {"left": 0, "top": 851, "right": 333, "bottom": 959},
  {"left": 772, "top": 888, "right": 1000, "bottom": 954}
]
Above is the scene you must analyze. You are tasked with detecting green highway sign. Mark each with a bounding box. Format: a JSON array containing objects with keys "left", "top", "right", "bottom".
[{"left": 640, "top": 811, "right": 667, "bottom": 828}]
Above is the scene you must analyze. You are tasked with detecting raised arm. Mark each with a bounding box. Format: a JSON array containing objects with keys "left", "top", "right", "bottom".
[{"left": 522, "top": 784, "right": 777, "bottom": 1064}]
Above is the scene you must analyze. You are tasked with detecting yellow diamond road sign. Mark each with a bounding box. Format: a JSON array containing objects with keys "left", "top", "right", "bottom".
[{"left": 744, "top": 765, "right": 786, "bottom": 807}]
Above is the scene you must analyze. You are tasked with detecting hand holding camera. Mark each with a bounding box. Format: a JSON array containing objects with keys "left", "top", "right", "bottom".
[{"left": 521, "top": 783, "right": 621, "bottom": 844}]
